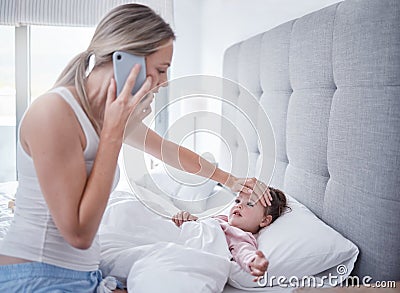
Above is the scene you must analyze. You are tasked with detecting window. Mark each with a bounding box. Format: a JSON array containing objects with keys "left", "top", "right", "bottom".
[
  {"left": 0, "top": 25, "right": 94, "bottom": 182},
  {"left": 0, "top": 26, "right": 15, "bottom": 182},
  {"left": 31, "top": 26, "right": 94, "bottom": 100}
]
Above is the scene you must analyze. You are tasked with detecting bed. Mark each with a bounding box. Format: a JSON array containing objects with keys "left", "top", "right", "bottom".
[
  {"left": 1, "top": 0, "right": 399, "bottom": 292},
  {"left": 218, "top": 0, "right": 400, "bottom": 287},
  {"left": 101, "top": 0, "right": 399, "bottom": 291}
]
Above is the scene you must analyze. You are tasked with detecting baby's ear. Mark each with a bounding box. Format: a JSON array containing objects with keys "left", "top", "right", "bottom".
[{"left": 260, "top": 215, "right": 272, "bottom": 228}]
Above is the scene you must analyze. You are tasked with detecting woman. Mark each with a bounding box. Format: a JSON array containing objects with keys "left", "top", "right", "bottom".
[{"left": 0, "top": 3, "right": 271, "bottom": 292}]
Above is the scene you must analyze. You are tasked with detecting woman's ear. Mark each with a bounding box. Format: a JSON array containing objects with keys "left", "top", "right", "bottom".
[{"left": 260, "top": 215, "right": 272, "bottom": 228}]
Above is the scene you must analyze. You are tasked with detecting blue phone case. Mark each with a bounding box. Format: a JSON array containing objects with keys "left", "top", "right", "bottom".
[{"left": 113, "top": 51, "right": 146, "bottom": 97}]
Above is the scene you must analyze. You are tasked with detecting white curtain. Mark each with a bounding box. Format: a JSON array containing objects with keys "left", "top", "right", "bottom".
[{"left": 0, "top": 0, "right": 174, "bottom": 27}]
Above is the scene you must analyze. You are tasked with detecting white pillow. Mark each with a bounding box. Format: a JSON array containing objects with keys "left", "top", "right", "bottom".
[
  {"left": 135, "top": 164, "right": 181, "bottom": 196},
  {"left": 228, "top": 194, "right": 359, "bottom": 290},
  {"left": 135, "top": 163, "right": 217, "bottom": 214},
  {"left": 172, "top": 177, "right": 216, "bottom": 213}
]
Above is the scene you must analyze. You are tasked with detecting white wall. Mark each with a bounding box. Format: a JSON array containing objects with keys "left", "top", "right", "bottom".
[
  {"left": 170, "top": 0, "right": 203, "bottom": 78},
  {"left": 172, "top": 0, "right": 343, "bottom": 77}
]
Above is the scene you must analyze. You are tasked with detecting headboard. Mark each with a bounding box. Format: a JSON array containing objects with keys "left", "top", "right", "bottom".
[{"left": 220, "top": 0, "right": 399, "bottom": 281}]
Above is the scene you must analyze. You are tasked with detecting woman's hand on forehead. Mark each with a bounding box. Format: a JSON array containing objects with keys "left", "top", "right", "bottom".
[{"left": 237, "top": 192, "right": 259, "bottom": 205}]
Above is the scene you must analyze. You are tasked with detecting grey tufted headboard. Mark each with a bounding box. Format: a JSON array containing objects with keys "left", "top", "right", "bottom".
[{"left": 220, "top": 0, "right": 399, "bottom": 281}]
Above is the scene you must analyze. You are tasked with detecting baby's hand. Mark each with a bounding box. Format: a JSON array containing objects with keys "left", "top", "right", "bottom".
[
  {"left": 249, "top": 250, "right": 269, "bottom": 282},
  {"left": 172, "top": 211, "right": 198, "bottom": 227}
]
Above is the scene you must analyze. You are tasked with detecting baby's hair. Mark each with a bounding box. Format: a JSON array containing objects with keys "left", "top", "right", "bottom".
[{"left": 265, "top": 187, "right": 291, "bottom": 223}]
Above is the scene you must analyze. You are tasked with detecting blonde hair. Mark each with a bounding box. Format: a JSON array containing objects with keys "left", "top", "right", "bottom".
[{"left": 54, "top": 4, "right": 175, "bottom": 133}]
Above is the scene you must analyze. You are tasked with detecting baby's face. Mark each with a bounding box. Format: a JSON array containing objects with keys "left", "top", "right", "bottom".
[{"left": 228, "top": 192, "right": 266, "bottom": 234}]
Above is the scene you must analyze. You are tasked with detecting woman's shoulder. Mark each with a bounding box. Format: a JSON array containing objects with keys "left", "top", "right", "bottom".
[
  {"left": 20, "top": 89, "right": 84, "bottom": 148},
  {"left": 26, "top": 90, "right": 77, "bottom": 123}
]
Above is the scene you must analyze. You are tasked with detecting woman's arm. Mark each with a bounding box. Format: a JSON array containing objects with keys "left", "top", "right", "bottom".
[
  {"left": 125, "top": 123, "right": 235, "bottom": 186},
  {"left": 125, "top": 123, "right": 273, "bottom": 205}
]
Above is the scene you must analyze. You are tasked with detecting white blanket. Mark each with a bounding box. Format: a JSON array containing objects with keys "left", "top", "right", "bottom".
[{"left": 99, "top": 190, "right": 232, "bottom": 293}]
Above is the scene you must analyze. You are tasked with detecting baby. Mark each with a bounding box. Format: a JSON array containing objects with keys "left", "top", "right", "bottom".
[{"left": 172, "top": 187, "right": 289, "bottom": 281}]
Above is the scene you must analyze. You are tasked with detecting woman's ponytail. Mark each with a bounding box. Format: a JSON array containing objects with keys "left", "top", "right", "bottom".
[{"left": 54, "top": 51, "right": 100, "bottom": 133}]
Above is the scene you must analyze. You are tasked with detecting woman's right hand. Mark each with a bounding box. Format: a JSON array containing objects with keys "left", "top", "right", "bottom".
[
  {"left": 102, "top": 64, "right": 152, "bottom": 142},
  {"left": 226, "top": 176, "right": 273, "bottom": 207},
  {"left": 172, "top": 211, "right": 198, "bottom": 227}
]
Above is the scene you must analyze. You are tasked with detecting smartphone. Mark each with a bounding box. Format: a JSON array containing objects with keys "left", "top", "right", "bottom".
[{"left": 113, "top": 51, "right": 147, "bottom": 97}]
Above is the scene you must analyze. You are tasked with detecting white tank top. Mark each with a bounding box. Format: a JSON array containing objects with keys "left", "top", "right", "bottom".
[{"left": 0, "top": 87, "right": 120, "bottom": 271}]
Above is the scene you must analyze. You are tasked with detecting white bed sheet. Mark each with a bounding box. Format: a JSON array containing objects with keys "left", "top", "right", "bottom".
[
  {"left": 0, "top": 181, "right": 17, "bottom": 240},
  {"left": 100, "top": 188, "right": 233, "bottom": 292}
]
